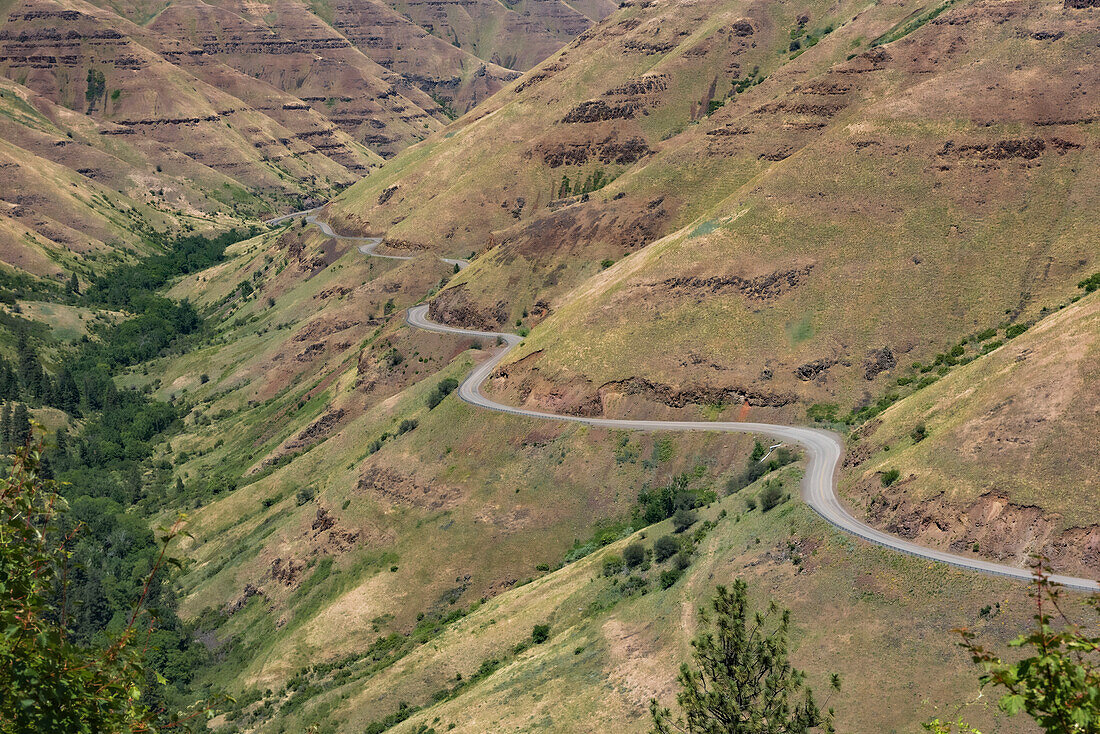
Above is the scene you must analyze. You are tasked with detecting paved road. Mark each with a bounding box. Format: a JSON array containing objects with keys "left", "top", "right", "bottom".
[
  {"left": 404, "top": 305, "right": 1098, "bottom": 592},
  {"left": 270, "top": 209, "right": 1099, "bottom": 592},
  {"left": 266, "top": 209, "right": 468, "bottom": 268}
]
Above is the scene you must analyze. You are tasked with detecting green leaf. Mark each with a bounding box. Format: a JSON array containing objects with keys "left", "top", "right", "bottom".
[{"left": 999, "top": 694, "right": 1025, "bottom": 715}]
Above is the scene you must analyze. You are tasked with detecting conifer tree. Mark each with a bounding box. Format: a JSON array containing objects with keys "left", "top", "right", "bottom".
[
  {"left": 11, "top": 403, "right": 31, "bottom": 450},
  {"left": 0, "top": 402, "right": 10, "bottom": 455},
  {"left": 651, "top": 581, "right": 839, "bottom": 734}
]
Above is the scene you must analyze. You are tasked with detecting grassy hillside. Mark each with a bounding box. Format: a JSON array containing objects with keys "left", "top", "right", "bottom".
[
  {"left": 324, "top": 0, "right": 1097, "bottom": 421},
  {"left": 102, "top": 221, "right": 753, "bottom": 714},
  {"left": 207, "top": 467, "right": 1051, "bottom": 733},
  {"left": 839, "top": 288, "right": 1100, "bottom": 578},
  {"left": 9, "top": 0, "right": 1089, "bottom": 726}
]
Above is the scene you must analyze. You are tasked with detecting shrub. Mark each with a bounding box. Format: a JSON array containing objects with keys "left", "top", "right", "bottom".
[
  {"left": 659, "top": 568, "right": 684, "bottom": 589},
  {"left": 397, "top": 418, "right": 418, "bottom": 434},
  {"left": 1005, "top": 323, "right": 1029, "bottom": 339},
  {"left": 653, "top": 535, "right": 680, "bottom": 562},
  {"left": 1078, "top": 271, "right": 1100, "bottom": 293},
  {"left": 672, "top": 507, "right": 697, "bottom": 533},
  {"left": 603, "top": 555, "right": 624, "bottom": 576},
  {"left": 296, "top": 487, "right": 316, "bottom": 505},
  {"left": 880, "top": 469, "right": 901, "bottom": 487},
  {"left": 726, "top": 445, "right": 799, "bottom": 493},
  {"left": 910, "top": 423, "right": 927, "bottom": 443},
  {"left": 531, "top": 624, "right": 550, "bottom": 644},
  {"left": 623, "top": 542, "right": 645, "bottom": 567},
  {"left": 759, "top": 482, "right": 786, "bottom": 512},
  {"left": 427, "top": 377, "right": 459, "bottom": 409},
  {"left": 383, "top": 348, "right": 403, "bottom": 367},
  {"left": 600, "top": 259, "right": 614, "bottom": 269}
]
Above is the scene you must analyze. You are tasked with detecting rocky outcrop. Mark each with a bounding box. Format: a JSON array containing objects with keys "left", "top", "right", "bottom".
[
  {"left": 537, "top": 135, "right": 652, "bottom": 167},
  {"left": 428, "top": 283, "right": 510, "bottom": 330},
  {"left": 938, "top": 137, "right": 1046, "bottom": 160},
  {"left": 269, "top": 557, "right": 305, "bottom": 586},
  {"left": 795, "top": 359, "right": 836, "bottom": 381},
  {"left": 657, "top": 265, "right": 814, "bottom": 302},
  {"left": 285, "top": 408, "right": 346, "bottom": 451},
  {"left": 863, "top": 347, "right": 896, "bottom": 380},
  {"left": 357, "top": 465, "right": 461, "bottom": 511},
  {"left": 600, "top": 376, "right": 796, "bottom": 409},
  {"left": 561, "top": 99, "right": 641, "bottom": 123},
  {"left": 226, "top": 583, "right": 264, "bottom": 614},
  {"left": 293, "top": 318, "right": 359, "bottom": 342}
]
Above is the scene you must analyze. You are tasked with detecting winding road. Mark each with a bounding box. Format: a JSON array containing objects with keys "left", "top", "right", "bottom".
[
  {"left": 269, "top": 210, "right": 1100, "bottom": 593},
  {"left": 266, "top": 209, "right": 467, "bottom": 268}
]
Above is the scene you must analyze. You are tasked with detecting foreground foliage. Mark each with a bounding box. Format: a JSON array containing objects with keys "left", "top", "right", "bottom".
[
  {"left": 0, "top": 440, "right": 161, "bottom": 732},
  {"left": 957, "top": 560, "right": 1100, "bottom": 733},
  {"left": 650, "top": 580, "right": 838, "bottom": 734}
]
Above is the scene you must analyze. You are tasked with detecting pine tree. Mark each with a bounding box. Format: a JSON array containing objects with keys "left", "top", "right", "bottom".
[
  {"left": 650, "top": 581, "right": 839, "bottom": 734},
  {"left": 56, "top": 370, "right": 80, "bottom": 416},
  {"left": 52, "top": 428, "right": 68, "bottom": 472},
  {"left": 0, "top": 402, "right": 10, "bottom": 455},
  {"left": 15, "top": 332, "right": 40, "bottom": 399},
  {"left": 0, "top": 360, "right": 15, "bottom": 400},
  {"left": 11, "top": 403, "right": 31, "bottom": 450},
  {"left": 67, "top": 272, "right": 79, "bottom": 294}
]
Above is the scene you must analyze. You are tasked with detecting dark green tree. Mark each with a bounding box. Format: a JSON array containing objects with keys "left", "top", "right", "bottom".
[
  {"left": 0, "top": 403, "right": 10, "bottom": 455},
  {"left": 11, "top": 403, "right": 31, "bottom": 450},
  {"left": 654, "top": 535, "right": 680, "bottom": 563},
  {"left": 624, "top": 542, "right": 645, "bottom": 567},
  {"left": 56, "top": 370, "right": 80, "bottom": 416},
  {"left": 15, "top": 332, "right": 43, "bottom": 400},
  {"left": 672, "top": 507, "right": 697, "bottom": 533},
  {"left": 650, "top": 581, "right": 838, "bottom": 734},
  {"left": 67, "top": 272, "right": 80, "bottom": 294},
  {"left": 84, "top": 68, "right": 106, "bottom": 107}
]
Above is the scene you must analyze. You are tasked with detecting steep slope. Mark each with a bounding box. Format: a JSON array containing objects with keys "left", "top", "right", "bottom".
[
  {"left": 200, "top": 468, "right": 1049, "bottom": 733},
  {"left": 325, "top": 0, "right": 1098, "bottom": 421},
  {"left": 0, "top": 0, "right": 380, "bottom": 209},
  {"left": 0, "top": 75, "right": 245, "bottom": 280},
  {"left": 0, "top": 0, "right": 396, "bottom": 278},
  {"left": 123, "top": 221, "right": 753, "bottom": 705},
  {"left": 316, "top": 0, "right": 521, "bottom": 113},
  {"left": 144, "top": 0, "right": 449, "bottom": 157},
  {"left": 840, "top": 289, "right": 1100, "bottom": 578},
  {"left": 381, "top": 0, "right": 614, "bottom": 71}
]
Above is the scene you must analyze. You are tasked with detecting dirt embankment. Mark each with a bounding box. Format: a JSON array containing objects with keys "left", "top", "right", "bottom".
[{"left": 848, "top": 472, "right": 1100, "bottom": 578}]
